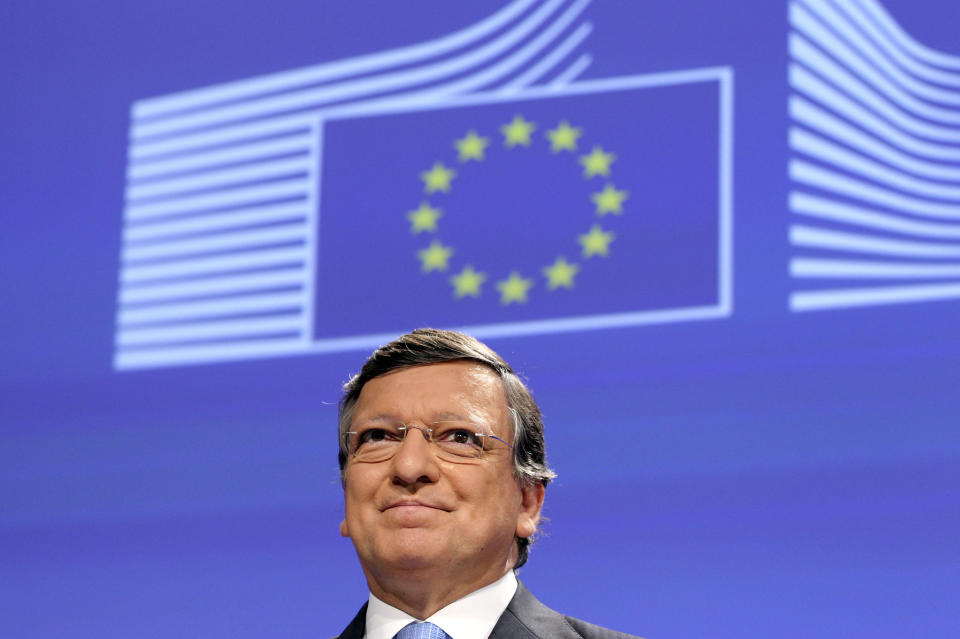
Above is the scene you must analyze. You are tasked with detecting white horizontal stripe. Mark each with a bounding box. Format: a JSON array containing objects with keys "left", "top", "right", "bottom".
[
  {"left": 123, "top": 225, "right": 307, "bottom": 262},
  {"left": 790, "top": 97, "right": 960, "bottom": 180},
  {"left": 790, "top": 161, "right": 960, "bottom": 219},
  {"left": 115, "top": 338, "right": 312, "bottom": 369},
  {"left": 790, "top": 280, "right": 960, "bottom": 311},
  {"left": 793, "top": 2, "right": 960, "bottom": 107},
  {"left": 126, "top": 157, "right": 312, "bottom": 201},
  {"left": 789, "top": 192, "right": 960, "bottom": 239},
  {"left": 128, "top": 136, "right": 311, "bottom": 179},
  {"left": 117, "top": 316, "right": 303, "bottom": 346},
  {"left": 837, "top": 0, "right": 960, "bottom": 86},
  {"left": 551, "top": 53, "right": 592, "bottom": 87},
  {"left": 790, "top": 128, "right": 960, "bottom": 201},
  {"left": 124, "top": 202, "right": 308, "bottom": 241},
  {"left": 129, "top": 114, "right": 316, "bottom": 160},
  {"left": 790, "top": 66, "right": 960, "bottom": 160},
  {"left": 124, "top": 179, "right": 308, "bottom": 221},
  {"left": 118, "top": 292, "right": 306, "bottom": 325},
  {"left": 791, "top": 257, "right": 960, "bottom": 278},
  {"left": 791, "top": 35, "right": 960, "bottom": 141},
  {"left": 132, "top": 0, "right": 537, "bottom": 118},
  {"left": 119, "top": 269, "right": 306, "bottom": 304},
  {"left": 790, "top": 224, "right": 960, "bottom": 258},
  {"left": 857, "top": 0, "right": 960, "bottom": 69},
  {"left": 115, "top": 305, "right": 731, "bottom": 370},
  {"left": 121, "top": 246, "right": 307, "bottom": 283},
  {"left": 500, "top": 22, "right": 593, "bottom": 93},
  {"left": 132, "top": 0, "right": 574, "bottom": 139}
]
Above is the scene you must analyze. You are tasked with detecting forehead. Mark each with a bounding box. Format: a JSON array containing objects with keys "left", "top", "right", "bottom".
[{"left": 352, "top": 360, "right": 507, "bottom": 422}]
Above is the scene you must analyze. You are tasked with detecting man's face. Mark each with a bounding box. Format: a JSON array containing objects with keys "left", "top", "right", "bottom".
[{"left": 340, "top": 361, "right": 544, "bottom": 590}]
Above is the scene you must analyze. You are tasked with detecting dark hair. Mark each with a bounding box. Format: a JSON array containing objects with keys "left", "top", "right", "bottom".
[{"left": 338, "top": 328, "right": 556, "bottom": 569}]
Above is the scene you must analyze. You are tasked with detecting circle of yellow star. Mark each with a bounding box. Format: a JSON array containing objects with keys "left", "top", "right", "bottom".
[
  {"left": 450, "top": 265, "right": 486, "bottom": 298},
  {"left": 501, "top": 115, "right": 536, "bottom": 148},
  {"left": 496, "top": 271, "right": 534, "bottom": 304},
  {"left": 592, "top": 183, "right": 629, "bottom": 216},
  {"left": 580, "top": 146, "right": 616, "bottom": 178},
  {"left": 546, "top": 121, "right": 582, "bottom": 153},
  {"left": 454, "top": 130, "right": 490, "bottom": 162},
  {"left": 406, "top": 202, "right": 442, "bottom": 233},
  {"left": 542, "top": 256, "right": 581, "bottom": 290},
  {"left": 420, "top": 162, "right": 456, "bottom": 193},
  {"left": 578, "top": 225, "right": 615, "bottom": 258},
  {"left": 417, "top": 240, "right": 454, "bottom": 272}
]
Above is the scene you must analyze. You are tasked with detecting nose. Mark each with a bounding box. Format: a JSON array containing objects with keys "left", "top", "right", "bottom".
[{"left": 390, "top": 424, "right": 440, "bottom": 486}]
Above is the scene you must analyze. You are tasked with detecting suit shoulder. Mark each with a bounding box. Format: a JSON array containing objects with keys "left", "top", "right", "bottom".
[{"left": 564, "top": 614, "right": 646, "bottom": 639}]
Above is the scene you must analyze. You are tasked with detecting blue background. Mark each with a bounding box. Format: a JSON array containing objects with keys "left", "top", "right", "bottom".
[{"left": 1, "top": 1, "right": 958, "bottom": 637}]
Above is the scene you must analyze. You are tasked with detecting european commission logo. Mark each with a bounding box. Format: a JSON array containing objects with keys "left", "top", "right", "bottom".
[
  {"left": 788, "top": 0, "right": 960, "bottom": 311},
  {"left": 115, "top": 0, "right": 733, "bottom": 369}
]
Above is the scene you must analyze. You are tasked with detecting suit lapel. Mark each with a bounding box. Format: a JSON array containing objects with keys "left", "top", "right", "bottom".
[
  {"left": 334, "top": 602, "right": 366, "bottom": 639},
  {"left": 489, "top": 581, "right": 583, "bottom": 639}
]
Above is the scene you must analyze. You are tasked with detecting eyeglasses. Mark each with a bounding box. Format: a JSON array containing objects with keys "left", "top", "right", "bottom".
[{"left": 343, "top": 420, "right": 513, "bottom": 463}]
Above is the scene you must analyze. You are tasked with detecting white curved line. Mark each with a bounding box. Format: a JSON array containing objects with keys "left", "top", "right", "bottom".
[
  {"left": 791, "top": 281, "right": 960, "bottom": 311},
  {"left": 119, "top": 269, "right": 306, "bottom": 304},
  {"left": 118, "top": 292, "right": 306, "bottom": 325},
  {"left": 791, "top": 257, "right": 960, "bottom": 278},
  {"left": 134, "top": 0, "right": 539, "bottom": 118},
  {"left": 117, "top": 316, "right": 304, "bottom": 346},
  {"left": 500, "top": 23, "right": 593, "bottom": 93},
  {"left": 123, "top": 225, "right": 308, "bottom": 263},
  {"left": 790, "top": 160, "right": 960, "bottom": 219},
  {"left": 825, "top": 0, "right": 960, "bottom": 87},
  {"left": 791, "top": 128, "right": 960, "bottom": 201},
  {"left": 125, "top": 179, "right": 309, "bottom": 221},
  {"left": 790, "top": 224, "right": 960, "bottom": 258},
  {"left": 790, "top": 68, "right": 960, "bottom": 159},
  {"left": 309, "top": 0, "right": 593, "bottom": 119},
  {"left": 791, "top": 38, "right": 960, "bottom": 141},
  {"left": 121, "top": 247, "right": 307, "bottom": 284},
  {"left": 132, "top": 0, "right": 578, "bottom": 139},
  {"left": 115, "top": 340, "right": 311, "bottom": 369},
  {"left": 128, "top": 136, "right": 311, "bottom": 180},
  {"left": 124, "top": 203, "right": 307, "bottom": 242},
  {"left": 790, "top": 98, "right": 960, "bottom": 180},
  {"left": 551, "top": 54, "right": 592, "bottom": 87},
  {"left": 126, "top": 157, "right": 311, "bottom": 201},
  {"left": 798, "top": 0, "right": 960, "bottom": 102},
  {"left": 790, "top": 192, "right": 960, "bottom": 239},
  {"left": 856, "top": 0, "right": 960, "bottom": 70}
]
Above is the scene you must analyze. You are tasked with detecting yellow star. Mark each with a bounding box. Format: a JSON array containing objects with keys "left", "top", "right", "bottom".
[
  {"left": 496, "top": 271, "right": 534, "bottom": 304},
  {"left": 579, "top": 146, "right": 616, "bottom": 178},
  {"left": 501, "top": 115, "right": 536, "bottom": 148},
  {"left": 420, "top": 162, "right": 456, "bottom": 193},
  {"left": 591, "top": 183, "right": 628, "bottom": 216},
  {"left": 578, "top": 225, "right": 615, "bottom": 258},
  {"left": 542, "top": 256, "right": 581, "bottom": 290},
  {"left": 417, "top": 240, "right": 453, "bottom": 272},
  {"left": 406, "top": 202, "right": 442, "bottom": 233},
  {"left": 450, "top": 265, "right": 486, "bottom": 298},
  {"left": 454, "top": 130, "right": 490, "bottom": 162},
  {"left": 546, "top": 121, "right": 582, "bottom": 153}
]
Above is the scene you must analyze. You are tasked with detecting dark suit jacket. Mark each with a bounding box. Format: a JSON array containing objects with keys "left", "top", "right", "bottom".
[{"left": 334, "top": 581, "right": 641, "bottom": 639}]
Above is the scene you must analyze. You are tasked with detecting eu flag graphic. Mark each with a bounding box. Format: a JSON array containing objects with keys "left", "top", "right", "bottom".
[
  {"left": 115, "top": 69, "right": 731, "bottom": 369},
  {"left": 314, "top": 74, "right": 731, "bottom": 341}
]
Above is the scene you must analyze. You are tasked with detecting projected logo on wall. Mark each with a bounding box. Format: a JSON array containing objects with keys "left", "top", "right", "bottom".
[
  {"left": 115, "top": 0, "right": 733, "bottom": 370},
  {"left": 788, "top": 0, "right": 960, "bottom": 311}
]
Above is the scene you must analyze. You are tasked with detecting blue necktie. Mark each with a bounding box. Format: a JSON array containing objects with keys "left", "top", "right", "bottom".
[{"left": 394, "top": 621, "right": 451, "bottom": 639}]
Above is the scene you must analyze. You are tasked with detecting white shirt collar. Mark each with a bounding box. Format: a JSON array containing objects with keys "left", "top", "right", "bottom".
[{"left": 364, "top": 570, "right": 518, "bottom": 639}]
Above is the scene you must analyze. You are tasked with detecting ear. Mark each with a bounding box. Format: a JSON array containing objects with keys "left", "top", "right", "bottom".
[
  {"left": 515, "top": 481, "right": 546, "bottom": 539},
  {"left": 340, "top": 518, "right": 350, "bottom": 538}
]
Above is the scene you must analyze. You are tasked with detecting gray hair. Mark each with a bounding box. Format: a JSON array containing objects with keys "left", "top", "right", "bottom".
[{"left": 337, "top": 328, "right": 556, "bottom": 568}]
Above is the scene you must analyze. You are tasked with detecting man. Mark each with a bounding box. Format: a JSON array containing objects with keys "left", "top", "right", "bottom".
[{"left": 334, "top": 328, "right": 641, "bottom": 639}]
